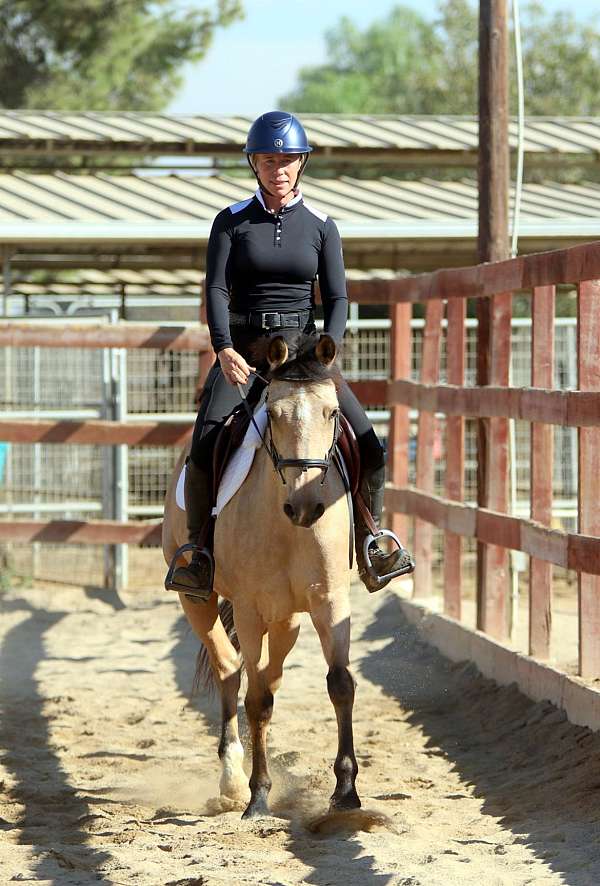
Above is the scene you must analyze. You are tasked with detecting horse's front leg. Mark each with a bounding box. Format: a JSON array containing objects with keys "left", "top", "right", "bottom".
[
  {"left": 235, "top": 607, "right": 300, "bottom": 818},
  {"left": 310, "top": 596, "right": 361, "bottom": 812}
]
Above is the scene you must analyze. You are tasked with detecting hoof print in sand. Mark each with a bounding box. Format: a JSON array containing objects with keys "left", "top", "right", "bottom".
[{"left": 307, "top": 808, "right": 397, "bottom": 836}]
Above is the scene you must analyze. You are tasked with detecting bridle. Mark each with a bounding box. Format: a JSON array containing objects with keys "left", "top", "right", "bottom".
[
  {"left": 238, "top": 374, "right": 341, "bottom": 487},
  {"left": 266, "top": 405, "right": 341, "bottom": 485}
]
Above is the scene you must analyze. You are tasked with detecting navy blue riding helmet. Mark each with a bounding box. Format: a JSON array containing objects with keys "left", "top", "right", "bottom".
[{"left": 243, "top": 111, "right": 313, "bottom": 195}]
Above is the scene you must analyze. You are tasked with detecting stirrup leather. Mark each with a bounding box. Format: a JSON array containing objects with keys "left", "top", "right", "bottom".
[
  {"left": 362, "top": 529, "right": 415, "bottom": 586},
  {"left": 164, "top": 542, "right": 214, "bottom": 600}
]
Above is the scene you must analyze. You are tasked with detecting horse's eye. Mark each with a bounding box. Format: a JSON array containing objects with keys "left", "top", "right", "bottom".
[{"left": 330, "top": 408, "right": 340, "bottom": 421}]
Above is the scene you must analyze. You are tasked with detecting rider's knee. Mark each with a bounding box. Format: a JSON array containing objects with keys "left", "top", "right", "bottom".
[{"left": 357, "top": 428, "right": 385, "bottom": 474}]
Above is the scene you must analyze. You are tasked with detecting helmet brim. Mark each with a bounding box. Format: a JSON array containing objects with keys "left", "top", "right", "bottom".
[{"left": 242, "top": 146, "right": 313, "bottom": 154}]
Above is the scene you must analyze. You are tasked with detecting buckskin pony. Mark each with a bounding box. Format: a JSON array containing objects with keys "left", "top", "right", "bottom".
[{"left": 162, "top": 333, "right": 361, "bottom": 818}]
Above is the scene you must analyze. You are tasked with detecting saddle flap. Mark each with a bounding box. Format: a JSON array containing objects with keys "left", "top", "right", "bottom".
[{"left": 212, "top": 405, "right": 253, "bottom": 501}]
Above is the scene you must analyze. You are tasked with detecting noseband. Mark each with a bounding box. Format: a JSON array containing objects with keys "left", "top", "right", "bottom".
[{"left": 238, "top": 377, "right": 341, "bottom": 486}]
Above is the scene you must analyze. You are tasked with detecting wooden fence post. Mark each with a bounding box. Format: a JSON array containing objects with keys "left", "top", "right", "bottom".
[
  {"left": 577, "top": 279, "right": 600, "bottom": 678},
  {"left": 413, "top": 299, "right": 444, "bottom": 599},
  {"left": 529, "top": 284, "right": 555, "bottom": 659},
  {"left": 478, "top": 291, "right": 512, "bottom": 639},
  {"left": 387, "top": 303, "right": 412, "bottom": 544},
  {"left": 444, "top": 297, "right": 466, "bottom": 619}
]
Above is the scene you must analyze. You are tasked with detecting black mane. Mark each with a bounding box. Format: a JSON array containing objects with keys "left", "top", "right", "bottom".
[{"left": 252, "top": 332, "right": 341, "bottom": 384}]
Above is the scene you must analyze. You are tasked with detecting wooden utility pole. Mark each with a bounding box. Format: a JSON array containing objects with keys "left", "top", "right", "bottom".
[
  {"left": 478, "top": 0, "right": 510, "bottom": 265},
  {"left": 477, "top": 0, "right": 511, "bottom": 638}
]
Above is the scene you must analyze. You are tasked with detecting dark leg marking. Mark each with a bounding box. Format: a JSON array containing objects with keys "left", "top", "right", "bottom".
[
  {"left": 327, "top": 666, "right": 361, "bottom": 811},
  {"left": 242, "top": 687, "right": 274, "bottom": 818}
]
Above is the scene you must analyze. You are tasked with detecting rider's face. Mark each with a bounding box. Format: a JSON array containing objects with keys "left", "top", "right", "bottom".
[{"left": 253, "top": 153, "right": 302, "bottom": 196}]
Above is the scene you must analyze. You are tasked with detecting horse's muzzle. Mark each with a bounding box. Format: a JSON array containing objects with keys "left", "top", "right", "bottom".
[{"left": 283, "top": 500, "right": 325, "bottom": 528}]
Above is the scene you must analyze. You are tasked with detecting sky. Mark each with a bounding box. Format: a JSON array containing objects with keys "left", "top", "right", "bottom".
[{"left": 168, "top": 0, "right": 600, "bottom": 116}]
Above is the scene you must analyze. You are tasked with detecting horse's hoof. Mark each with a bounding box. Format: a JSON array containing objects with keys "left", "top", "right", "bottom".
[
  {"left": 329, "top": 790, "right": 361, "bottom": 812},
  {"left": 219, "top": 775, "right": 250, "bottom": 805},
  {"left": 242, "top": 796, "right": 270, "bottom": 819}
]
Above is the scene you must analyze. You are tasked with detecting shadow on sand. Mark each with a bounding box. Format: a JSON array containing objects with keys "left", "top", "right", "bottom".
[
  {"left": 359, "top": 595, "right": 600, "bottom": 886},
  {"left": 0, "top": 596, "right": 113, "bottom": 884}
]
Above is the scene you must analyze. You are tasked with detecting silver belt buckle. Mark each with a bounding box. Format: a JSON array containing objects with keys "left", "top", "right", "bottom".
[{"left": 261, "top": 312, "right": 281, "bottom": 328}]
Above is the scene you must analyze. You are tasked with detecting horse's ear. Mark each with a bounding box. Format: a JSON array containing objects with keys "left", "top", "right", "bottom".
[
  {"left": 267, "top": 335, "right": 289, "bottom": 369},
  {"left": 315, "top": 334, "right": 337, "bottom": 367}
]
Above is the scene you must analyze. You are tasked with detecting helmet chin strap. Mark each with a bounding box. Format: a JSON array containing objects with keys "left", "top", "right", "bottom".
[{"left": 247, "top": 154, "right": 309, "bottom": 203}]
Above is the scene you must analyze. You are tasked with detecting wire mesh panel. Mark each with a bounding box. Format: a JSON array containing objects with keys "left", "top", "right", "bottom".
[
  {"left": 3, "top": 444, "right": 105, "bottom": 506},
  {"left": 1, "top": 346, "right": 105, "bottom": 410},
  {"left": 127, "top": 349, "right": 201, "bottom": 415},
  {"left": 0, "top": 339, "right": 110, "bottom": 587},
  {"left": 128, "top": 446, "right": 182, "bottom": 513},
  {"left": 340, "top": 325, "right": 390, "bottom": 380}
]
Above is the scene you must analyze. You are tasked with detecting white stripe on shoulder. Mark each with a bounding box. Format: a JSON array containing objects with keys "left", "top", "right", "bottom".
[
  {"left": 303, "top": 202, "right": 328, "bottom": 223},
  {"left": 228, "top": 196, "right": 254, "bottom": 215}
]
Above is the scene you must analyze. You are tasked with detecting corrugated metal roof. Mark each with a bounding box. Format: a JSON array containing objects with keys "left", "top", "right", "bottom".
[
  {"left": 10, "top": 266, "right": 407, "bottom": 296},
  {"left": 11, "top": 268, "right": 202, "bottom": 296},
  {"left": 1, "top": 112, "right": 600, "bottom": 158},
  {"left": 1, "top": 171, "right": 600, "bottom": 225}
]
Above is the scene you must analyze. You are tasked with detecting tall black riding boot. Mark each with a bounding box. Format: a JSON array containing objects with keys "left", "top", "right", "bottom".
[
  {"left": 165, "top": 459, "right": 214, "bottom": 601},
  {"left": 355, "top": 464, "right": 414, "bottom": 593}
]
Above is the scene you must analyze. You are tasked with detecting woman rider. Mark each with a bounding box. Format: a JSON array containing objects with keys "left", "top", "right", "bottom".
[{"left": 166, "top": 111, "right": 413, "bottom": 600}]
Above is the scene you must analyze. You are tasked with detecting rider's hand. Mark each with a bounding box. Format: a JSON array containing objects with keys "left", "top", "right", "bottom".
[{"left": 218, "top": 347, "right": 256, "bottom": 386}]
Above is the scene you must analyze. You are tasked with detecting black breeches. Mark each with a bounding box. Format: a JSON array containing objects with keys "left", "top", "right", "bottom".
[{"left": 190, "top": 331, "right": 385, "bottom": 476}]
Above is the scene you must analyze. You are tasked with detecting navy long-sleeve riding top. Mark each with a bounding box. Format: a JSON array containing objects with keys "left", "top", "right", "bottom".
[{"left": 205, "top": 188, "right": 348, "bottom": 353}]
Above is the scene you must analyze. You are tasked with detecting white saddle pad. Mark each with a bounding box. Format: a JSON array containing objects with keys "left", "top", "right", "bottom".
[{"left": 176, "top": 405, "right": 268, "bottom": 516}]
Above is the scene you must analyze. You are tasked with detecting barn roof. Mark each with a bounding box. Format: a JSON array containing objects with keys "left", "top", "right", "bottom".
[
  {"left": 1, "top": 170, "right": 599, "bottom": 272},
  {"left": 1, "top": 112, "right": 599, "bottom": 167}
]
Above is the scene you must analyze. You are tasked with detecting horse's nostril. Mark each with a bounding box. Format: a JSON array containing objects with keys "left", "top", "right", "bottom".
[
  {"left": 313, "top": 503, "right": 325, "bottom": 521},
  {"left": 283, "top": 502, "right": 295, "bottom": 521}
]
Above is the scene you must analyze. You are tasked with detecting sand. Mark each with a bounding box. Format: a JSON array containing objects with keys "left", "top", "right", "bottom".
[{"left": 1, "top": 576, "right": 600, "bottom": 885}]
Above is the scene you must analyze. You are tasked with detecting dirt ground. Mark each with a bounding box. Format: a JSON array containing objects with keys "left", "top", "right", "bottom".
[{"left": 2, "top": 575, "right": 600, "bottom": 886}]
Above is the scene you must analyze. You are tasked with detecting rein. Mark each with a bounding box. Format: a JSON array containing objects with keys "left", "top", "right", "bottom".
[{"left": 237, "top": 374, "right": 341, "bottom": 486}]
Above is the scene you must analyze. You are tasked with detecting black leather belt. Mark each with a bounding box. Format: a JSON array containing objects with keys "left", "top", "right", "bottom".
[{"left": 229, "top": 309, "right": 313, "bottom": 330}]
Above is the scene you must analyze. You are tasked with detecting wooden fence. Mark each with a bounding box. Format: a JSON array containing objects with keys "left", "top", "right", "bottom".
[{"left": 1, "top": 240, "right": 600, "bottom": 677}]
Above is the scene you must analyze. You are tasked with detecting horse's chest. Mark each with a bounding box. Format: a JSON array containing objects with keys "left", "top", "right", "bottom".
[{"left": 214, "top": 523, "right": 342, "bottom": 614}]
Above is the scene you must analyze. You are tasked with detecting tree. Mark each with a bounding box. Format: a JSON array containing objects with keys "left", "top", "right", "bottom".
[
  {"left": 0, "top": 0, "right": 243, "bottom": 110},
  {"left": 280, "top": 1, "right": 600, "bottom": 117}
]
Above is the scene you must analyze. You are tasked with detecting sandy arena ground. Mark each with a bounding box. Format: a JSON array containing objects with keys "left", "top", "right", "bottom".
[{"left": 1, "top": 576, "right": 600, "bottom": 886}]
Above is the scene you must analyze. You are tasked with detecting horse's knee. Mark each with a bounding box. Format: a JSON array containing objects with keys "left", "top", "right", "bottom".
[
  {"left": 245, "top": 688, "right": 273, "bottom": 726},
  {"left": 327, "top": 666, "right": 355, "bottom": 707}
]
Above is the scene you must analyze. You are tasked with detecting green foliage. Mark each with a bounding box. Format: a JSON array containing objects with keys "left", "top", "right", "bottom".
[
  {"left": 519, "top": 2, "right": 600, "bottom": 115},
  {"left": 0, "top": 0, "right": 243, "bottom": 110},
  {"left": 281, "top": 1, "right": 600, "bottom": 117}
]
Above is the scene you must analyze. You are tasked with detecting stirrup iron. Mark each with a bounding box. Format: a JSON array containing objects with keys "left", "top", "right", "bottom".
[
  {"left": 164, "top": 542, "right": 214, "bottom": 602},
  {"left": 362, "top": 529, "right": 415, "bottom": 586}
]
